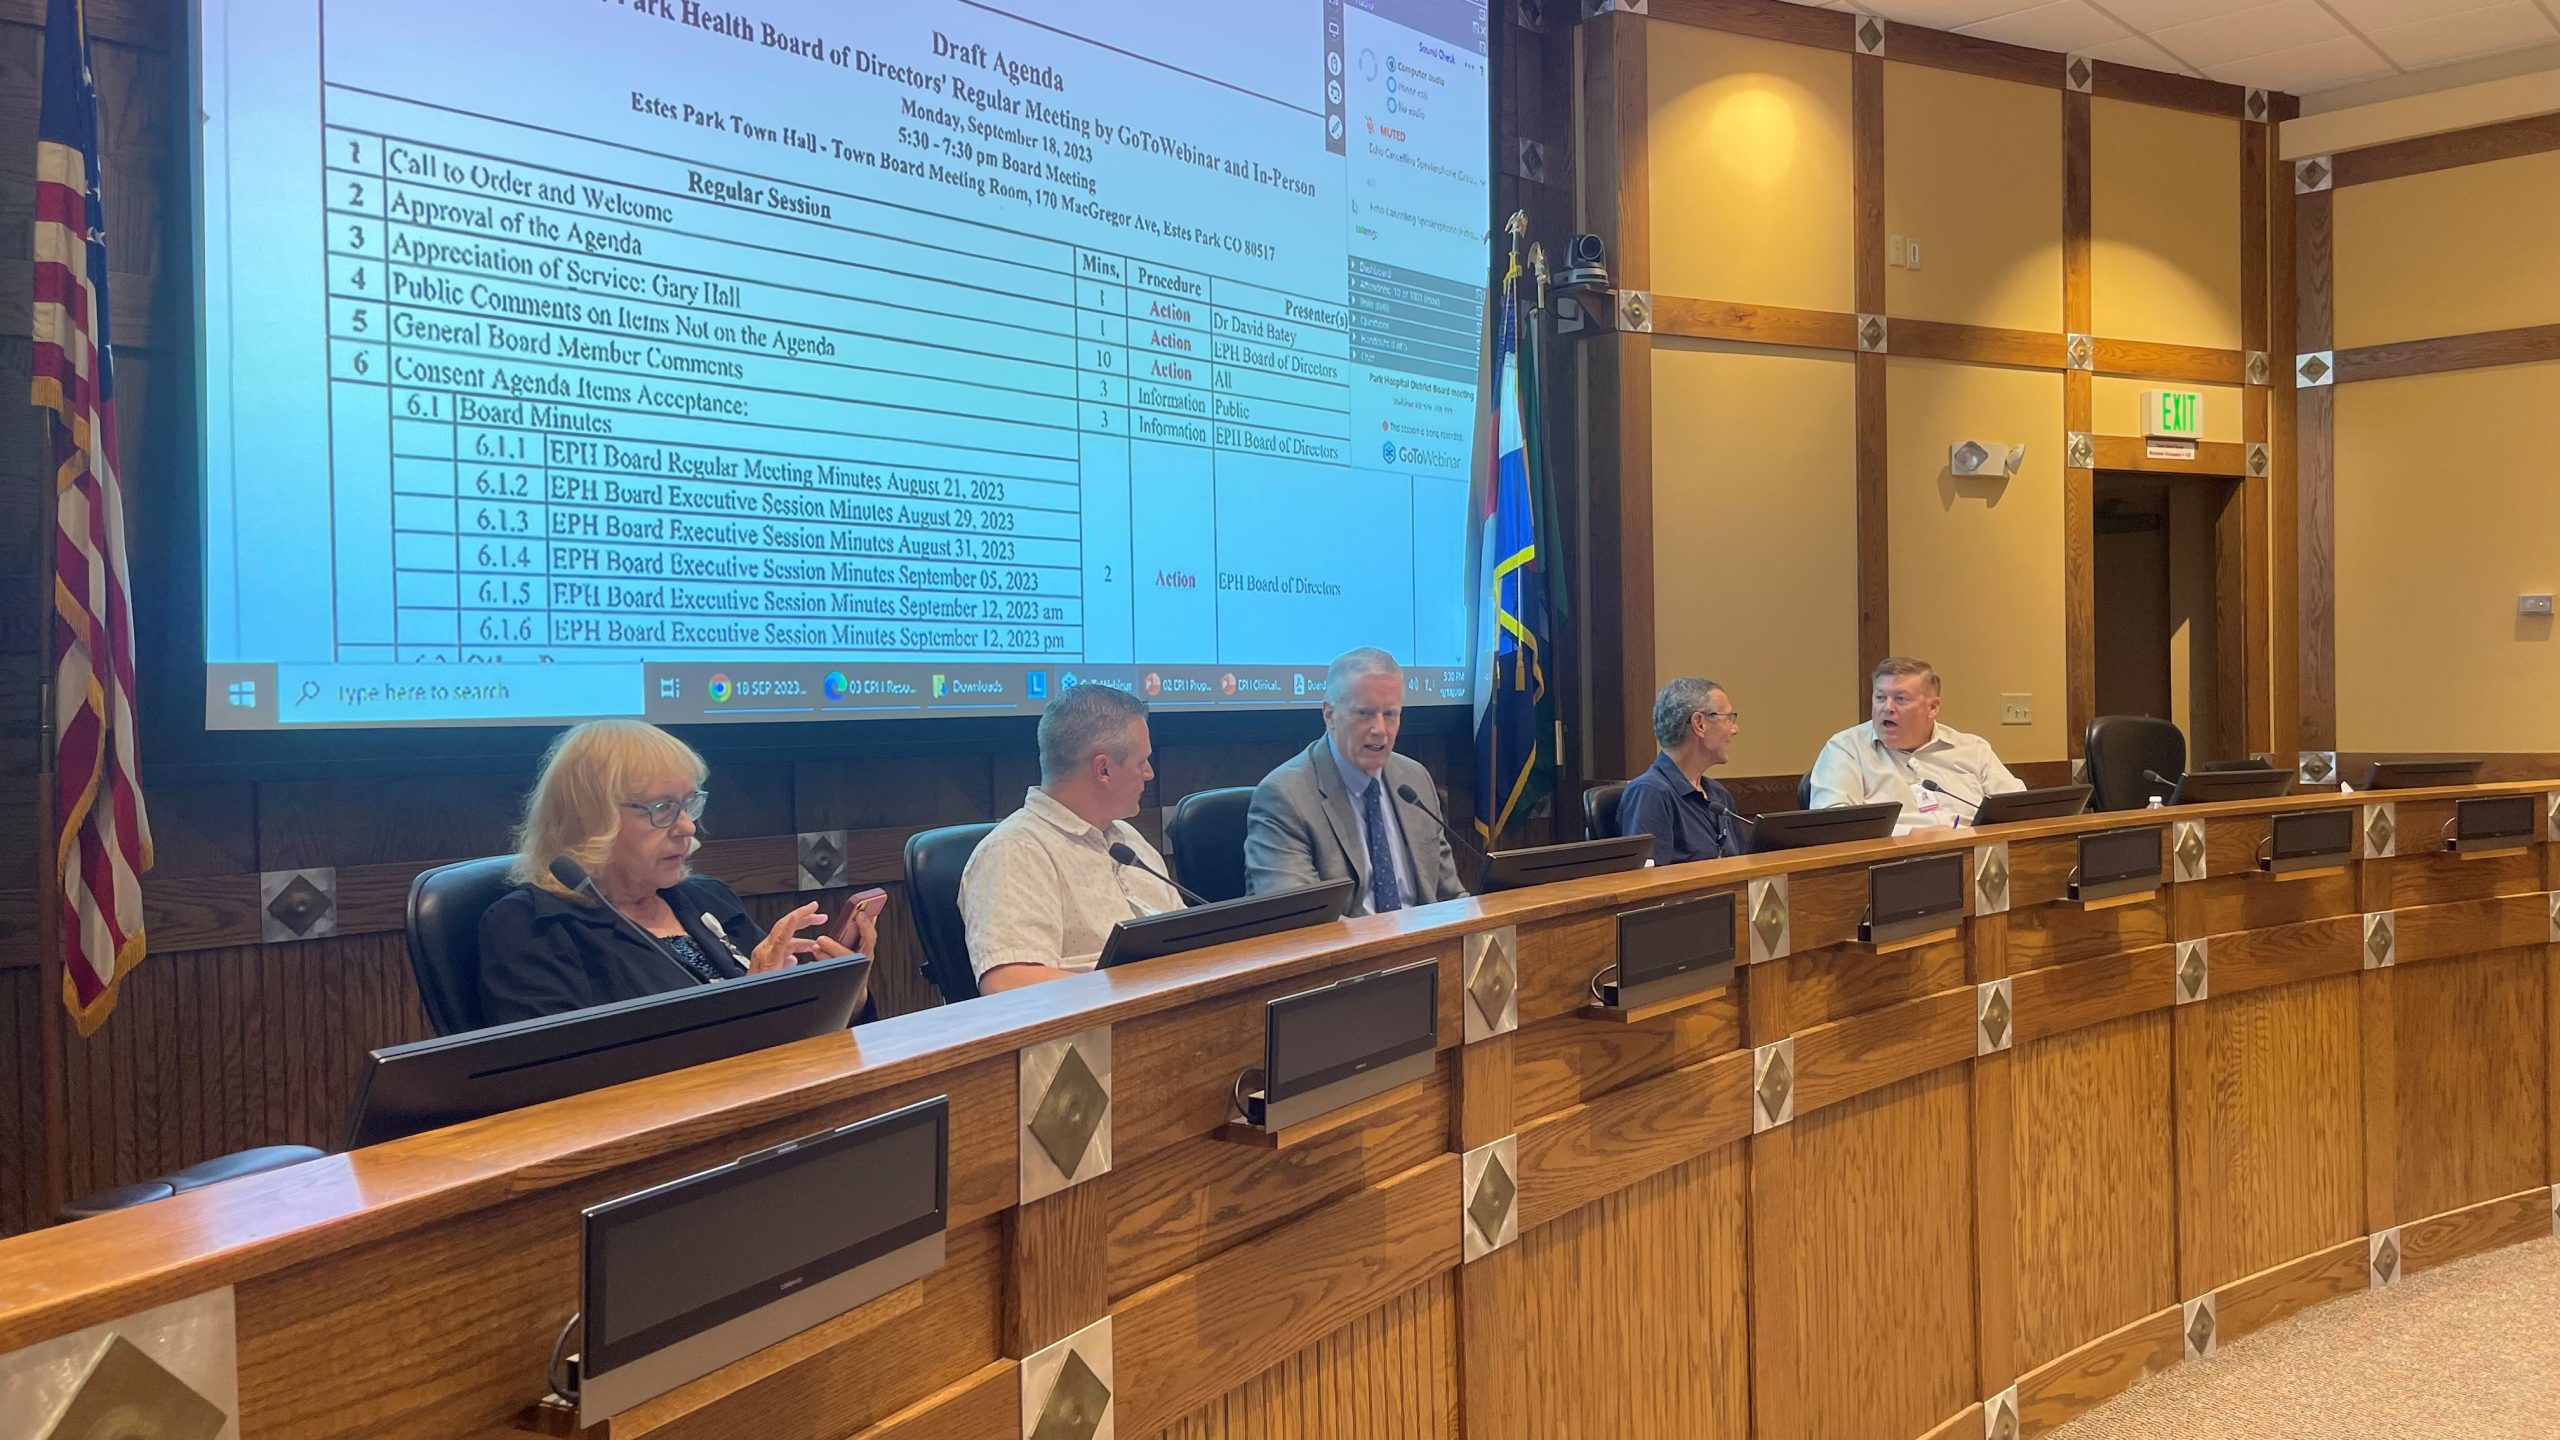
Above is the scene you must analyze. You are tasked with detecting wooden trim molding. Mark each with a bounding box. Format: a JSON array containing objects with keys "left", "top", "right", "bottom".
[
  {"left": 1649, "top": 0, "right": 1854, "bottom": 52},
  {"left": 2335, "top": 323, "right": 2560, "bottom": 384},
  {"left": 2063, "top": 89, "right": 2096, "bottom": 758},
  {"left": 1853, "top": 51, "right": 1890, "bottom": 699},
  {"left": 2094, "top": 61, "right": 2247, "bottom": 117},
  {"left": 2088, "top": 436, "right": 2249, "bottom": 475},
  {"left": 2332, "top": 109, "right": 2560, "bottom": 189},
  {"left": 1891, "top": 319, "right": 2066, "bottom": 369},
  {"left": 1581, "top": 11, "right": 1656, "bottom": 779},
  {"left": 2295, "top": 183, "right": 2337, "bottom": 753},
  {"left": 2091, "top": 337, "right": 2246, "bottom": 385},
  {"left": 1649, "top": 296, "right": 1857, "bottom": 350}
]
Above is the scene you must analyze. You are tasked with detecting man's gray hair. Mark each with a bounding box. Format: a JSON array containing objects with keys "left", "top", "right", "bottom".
[
  {"left": 1652, "top": 677, "right": 1725, "bottom": 750},
  {"left": 1038, "top": 683, "right": 1149, "bottom": 783},
  {"left": 1325, "top": 646, "right": 1403, "bottom": 706}
]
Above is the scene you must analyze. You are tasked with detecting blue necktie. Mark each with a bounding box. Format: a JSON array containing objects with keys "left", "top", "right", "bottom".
[{"left": 1361, "top": 781, "right": 1404, "bottom": 914}]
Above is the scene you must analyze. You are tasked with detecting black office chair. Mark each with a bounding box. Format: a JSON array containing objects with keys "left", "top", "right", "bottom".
[
  {"left": 56, "top": 1145, "right": 325, "bottom": 1225},
  {"left": 904, "top": 823, "right": 998, "bottom": 1005},
  {"left": 2083, "top": 715, "right": 2187, "bottom": 811},
  {"left": 1796, "top": 774, "right": 1815, "bottom": 810},
  {"left": 1581, "top": 782, "right": 1629, "bottom": 841},
  {"left": 1168, "top": 787, "right": 1256, "bottom": 903},
  {"left": 403, "top": 855, "right": 520, "bottom": 1036}
]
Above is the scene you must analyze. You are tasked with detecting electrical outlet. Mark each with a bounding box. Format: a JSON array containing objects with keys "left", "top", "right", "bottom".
[
  {"left": 2000, "top": 694, "right": 2033, "bottom": 725},
  {"left": 1906, "top": 237, "right": 1922, "bottom": 270},
  {"left": 1888, "top": 234, "right": 1907, "bottom": 267},
  {"left": 2521, "top": 594, "right": 2554, "bottom": 615}
]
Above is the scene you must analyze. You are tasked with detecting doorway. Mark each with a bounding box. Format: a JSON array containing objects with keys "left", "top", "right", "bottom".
[{"left": 2092, "top": 471, "right": 2248, "bottom": 762}]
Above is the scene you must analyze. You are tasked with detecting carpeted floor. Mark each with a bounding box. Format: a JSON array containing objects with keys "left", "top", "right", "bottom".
[{"left": 2051, "top": 1236, "right": 2560, "bottom": 1438}]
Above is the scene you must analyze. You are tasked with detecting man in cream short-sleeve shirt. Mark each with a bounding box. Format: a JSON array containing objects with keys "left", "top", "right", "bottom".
[
  {"left": 1808, "top": 656, "right": 2024, "bottom": 834},
  {"left": 959, "top": 683, "right": 1186, "bottom": 992}
]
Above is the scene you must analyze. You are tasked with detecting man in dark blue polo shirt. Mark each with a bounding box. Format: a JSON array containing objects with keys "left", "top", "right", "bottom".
[{"left": 1617, "top": 677, "right": 1745, "bottom": 865}]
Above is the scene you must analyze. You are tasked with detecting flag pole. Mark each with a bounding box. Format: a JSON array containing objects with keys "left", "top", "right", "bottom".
[{"left": 35, "top": 404, "right": 67, "bottom": 1229}]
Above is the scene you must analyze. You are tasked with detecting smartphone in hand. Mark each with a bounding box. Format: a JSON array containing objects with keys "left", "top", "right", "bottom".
[{"left": 829, "top": 887, "right": 889, "bottom": 947}]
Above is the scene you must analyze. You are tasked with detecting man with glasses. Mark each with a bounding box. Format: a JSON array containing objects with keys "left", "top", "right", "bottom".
[
  {"left": 1244, "top": 647, "right": 1469, "bottom": 916},
  {"left": 1618, "top": 677, "right": 1746, "bottom": 865}
]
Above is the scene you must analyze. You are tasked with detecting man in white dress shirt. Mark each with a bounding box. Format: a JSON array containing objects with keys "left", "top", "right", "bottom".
[
  {"left": 959, "top": 683, "right": 1186, "bottom": 992},
  {"left": 1808, "top": 656, "right": 2024, "bottom": 833}
]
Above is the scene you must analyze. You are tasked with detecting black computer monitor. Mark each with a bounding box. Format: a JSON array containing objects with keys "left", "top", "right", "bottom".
[
  {"left": 2168, "top": 768, "right": 2294, "bottom": 805},
  {"left": 1477, "top": 834, "right": 1654, "bottom": 892},
  {"left": 1746, "top": 802, "right": 1899, "bottom": 853},
  {"left": 2361, "top": 759, "right": 2485, "bottom": 791},
  {"left": 1971, "top": 784, "right": 2093, "bottom": 826},
  {"left": 1096, "top": 880, "right": 1354, "bottom": 969},
  {"left": 344, "top": 956, "right": 872, "bottom": 1150}
]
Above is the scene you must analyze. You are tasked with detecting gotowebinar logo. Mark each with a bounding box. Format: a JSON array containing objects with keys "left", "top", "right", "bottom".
[{"left": 1380, "top": 440, "right": 1397, "bottom": 464}]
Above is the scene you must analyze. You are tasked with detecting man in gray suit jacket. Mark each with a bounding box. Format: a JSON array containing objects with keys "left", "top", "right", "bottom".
[{"left": 1245, "top": 647, "right": 1470, "bottom": 915}]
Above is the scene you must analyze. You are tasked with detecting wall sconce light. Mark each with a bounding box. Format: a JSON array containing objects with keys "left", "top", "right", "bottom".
[{"left": 1950, "top": 441, "right": 2025, "bottom": 478}]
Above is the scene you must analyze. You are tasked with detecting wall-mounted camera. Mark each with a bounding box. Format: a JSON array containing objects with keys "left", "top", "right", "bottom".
[{"left": 1550, "top": 232, "right": 1618, "bottom": 340}]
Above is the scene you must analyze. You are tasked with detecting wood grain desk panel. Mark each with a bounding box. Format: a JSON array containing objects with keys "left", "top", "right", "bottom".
[{"left": 0, "top": 782, "right": 2552, "bottom": 1439}]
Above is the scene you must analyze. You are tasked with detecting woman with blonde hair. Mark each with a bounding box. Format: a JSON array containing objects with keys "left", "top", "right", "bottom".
[{"left": 477, "top": 719, "right": 878, "bottom": 1025}]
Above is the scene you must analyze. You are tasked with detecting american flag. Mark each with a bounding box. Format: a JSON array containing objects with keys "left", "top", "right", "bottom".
[{"left": 34, "top": 0, "right": 152, "bottom": 1035}]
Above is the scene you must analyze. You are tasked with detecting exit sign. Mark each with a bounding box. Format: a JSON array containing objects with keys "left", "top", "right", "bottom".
[{"left": 2142, "top": 389, "right": 2204, "bottom": 439}]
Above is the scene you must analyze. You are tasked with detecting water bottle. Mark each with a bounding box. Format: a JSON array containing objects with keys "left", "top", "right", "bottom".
[{"left": 2145, "top": 795, "right": 2165, "bottom": 811}]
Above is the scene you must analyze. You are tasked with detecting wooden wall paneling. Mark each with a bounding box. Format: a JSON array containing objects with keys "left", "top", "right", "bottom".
[
  {"left": 2392, "top": 946, "right": 2547, "bottom": 1222},
  {"left": 1150, "top": 1273, "right": 1462, "bottom": 1440},
  {"left": 2268, "top": 96, "right": 2300, "bottom": 762},
  {"left": 1648, "top": 0, "right": 1855, "bottom": 50},
  {"left": 1783, "top": 932, "right": 1968, "bottom": 1033},
  {"left": 2086, "top": 436, "right": 2247, "bottom": 474},
  {"left": 2330, "top": 109, "right": 2560, "bottom": 189},
  {"left": 2063, "top": 90, "right": 2095, "bottom": 757},
  {"left": 1508, "top": 988, "right": 1740, "bottom": 1121},
  {"left": 1788, "top": 987, "right": 1978, "bottom": 1116},
  {"left": 2088, "top": 339, "right": 2245, "bottom": 385},
  {"left": 2295, "top": 184, "right": 2335, "bottom": 752},
  {"left": 0, "top": 965, "right": 46, "bottom": 1234},
  {"left": 1515, "top": 1047, "right": 1752, "bottom": 1232},
  {"left": 1580, "top": 10, "right": 1654, "bottom": 777},
  {"left": 2360, "top": 964, "right": 2398, "bottom": 1234},
  {"left": 1887, "top": 320, "right": 2066, "bottom": 369},
  {"left": 2236, "top": 118, "right": 2270, "bottom": 757},
  {"left": 2398, "top": 1185, "right": 2555, "bottom": 1277},
  {"left": 1792, "top": 1066, "right": 1977, "bottom": 1440},
  {"left": 2201, "top": 915, "right": 2362, "bottom": 997},
  {"left": 2395, "top": 892, "right": 2556, "bottom": 962},
  {"left": 2009, "top": 944, "right": 2176, "bottom": 1043},
  {"left": 2176, "top": 869, "right": 2359, "bottom": 942},
  {"left": 1003, "top": 1181, "right": 1109, "bottom": 1358},
  {"left": 2010, "top": 1011, "right": 2176, "bottom": 1374},
  {"left": 2334, "top": 322, "right": 2560, "bottom": 383},
  {"left": 1744, "top": 951, "right": 1801, "bottom": 1440},
  {"left": 2092, "top": 63, "right": 2244, "bottom": 118},
  {"left": 1454, "top": 1028, "right": 1521, "bottom": 1438},
  {"left": 2005, "top": 892, "right": 2170, "bottom": 972},
  {"left": 1853, "top": 50, "right": 1888, "bottom": 695},
  {"left": 2013, "top": 1304, "right": 2183, "bottom": 1436},
  {"left": 2172, "top": 973, "right": 2362, "bottom": 1295},
  {"left": 1970, "top": 912, "right": 2015, "bottom": 1398},
  {"left": 2210, "top": 1235, "right": 2366, "bottom": 1349},
  {"left": 1505, "top": 1144, "right": 1751, "bottom": 1440},
  {"left": 1889, "top": 26, "right": 2054, "bottom": 89},
  {"left": 1649, "top": 296, "right": 1858, "bottom": 349},
  {"left": 2375, "top": 846, "right": 2545, "bottom": 912},
  {"left": 1112, "top": 1155, "right": 1461, "bottom": 1435},
  {"left": 849, "top": 1363, "right": 1020, "bottom": 1440}
]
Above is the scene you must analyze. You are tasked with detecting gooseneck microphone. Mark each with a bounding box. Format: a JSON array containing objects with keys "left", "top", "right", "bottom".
[
  {"left": 1918, "top": 778, "right": 1983, "bottom": 814},
  {"left": 1107, "top": 842, "right": 1209, "bottom": 907},
  {"left": 549, "top": 855, "right": 700, "bottom": 983},
  {"left": 2141, "top": 769, "right": 2181, "bottom": 802},
  {"left": 1396, "top": 782, "right": 1495, "bottom": 870}
]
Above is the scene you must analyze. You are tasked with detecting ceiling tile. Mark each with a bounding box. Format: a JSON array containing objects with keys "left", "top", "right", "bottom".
[
  {"left": 2149, "top": 0, "right": 2349, "bottom": 67},
  {"left": 2321, "top": 0, "right": 2501, "bottom": 28},
  {"left": 2365, "top": 2, "right": 2560, "bottom": 70},
  {"left": 2078, "top": 33, "right": 2196, "bottom": 75},
  {"left": 2079, "top": 0, "right": 2263, "bottom": 28},
  {"left": 1954, "top": 0, "right": 2133, "bottom": 52},
  {"left": 1853, "top": 0, "right": 2049, "bottom": 26},
  {"left": 2203, "top": 34, "right": 2398, "bottom": 91}
]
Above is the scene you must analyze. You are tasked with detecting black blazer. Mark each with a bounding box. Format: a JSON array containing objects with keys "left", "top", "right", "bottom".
[{"left": 476, "top": 874, "right": 764, "bottom": 1026}]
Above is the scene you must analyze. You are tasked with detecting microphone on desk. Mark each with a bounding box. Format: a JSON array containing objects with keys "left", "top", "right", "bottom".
[
  {"left": 1107, "top": 842, "right": 1209, "bottom": 908},
  {"left": 2141, "top": 769, "right": 2182, "bottom": 803},
  {"left": 1396, "top": 782, "right": 1496, "bottom": 873},
  {"left": 1918, "top": 778, "right": 1983, "bottom": 816},
  {"left": 548, "top": 855, "right": 698, "bottom": 982}
]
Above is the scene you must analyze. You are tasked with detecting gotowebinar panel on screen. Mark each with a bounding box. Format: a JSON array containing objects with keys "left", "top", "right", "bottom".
[{"left": 195, "top": 0, "right": 1493, "bottom": 730}]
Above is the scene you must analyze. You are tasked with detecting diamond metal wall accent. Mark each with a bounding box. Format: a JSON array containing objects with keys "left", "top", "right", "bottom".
[
  {"left": 1974, "top": 841, "right": 2010, "bottom": 915},
  {"left": 1514, "top": 137, "right": 1547, "bottom": 185},
  {"left": 2299, "top": 750, "right": 2337, "bottom": 785},
  {"left": 2246, "top": 88, "right": 2269, "bottom": 123},
  {"left": 33, "top": 1333, "right": 228, "bottom": 1440},
  {"left": 1020, "top": 1027, "right": 1113, "bottom": 1201},
  {"left": 1984, "top": 1385, "right": 2020, "bottom": 1440},
  {"left": 1463, "top": 927, "right": 1519, "bottom": 1042},
  {"left": 2246, "top": 350, "right": 2272, "bottom": 386},
  {"left": 2297, "top": 352, "right": 2333, "bottom": 388},
  {"left": 2065, "top": 333, "right": 2094, "bottom": 371},
  {"left": 2065, "top": 431, "right": 2094, "bottom": 469},
  {"left": 2549, "top": 893, "right": 2560, "bottom": 945},
  {"left": 1977, "top": 979, "right": 2014, "bottom": 1056},
  {"left": 2296, "top": 156, "right": 2333, "bottom": 193},
  {"left": 1, "top": 1289, "right": 239, "bottom": 1440},
  {"left": 2172, "top": 821, "right": 2207, "bottom": 883},
  {"left": 1748, "top": 876, "right": 1790, "bottom": 963},
  {"left": 1462, "top": 1135, "right": 1520, "bottom": 1261},
  {"left": 1753, "top": 1038, "right": 1795, "bottom": 1133},
  {"left": 2356, "top": 1231, "right": 2400, "bottom": 1292},
  {"left": 796, "top": 830, "right": 849, "bottom": 891},
  {"left": 2176, "top": 940, "right": 2210, "bottom": 1005},
  {"left": 1855, "top": 13, "right": 1885, "bottom": 53},
  {"left": 2364, "top": 912, "right": 2395, "bottom": 969},
  {"left": 2546, "top": 792, "right": 2560, "bottom": 843},
  {"left": 1858, "top": 314, "right": 1887, "bottom": 352},
  {"left": 1617, "top": 288, "right": 1653, "bottom": 333},
  {"left": 2364, "top": 803, "right": 2396, "bottom": 858},
  {"left": 2065, "top": 54, "right": 2093, "bottom": 92},
  {"left": 1586, "top": 0, "right": 1649, "bottom": 13},
  {"left": 2551, "top": 1183, "right": 2559, "bottom": 1238},
  {"left": 2182, "top": 1294, "right": 2217, "bottom": 1360},
  {"left": 2246, "top": 442, "right": 2269, "bottom": 477},
  {"left": 259, "top": 868, "right": 337, "bottom": 943},
  {"left": 1020, "top": 1315, "right": 1114, "bottom": 1440}
]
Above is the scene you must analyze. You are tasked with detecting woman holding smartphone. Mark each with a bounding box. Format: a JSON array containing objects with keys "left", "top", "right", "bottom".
[{"left": 477, "top": 719, "right": 883, "bottom": 1026}]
